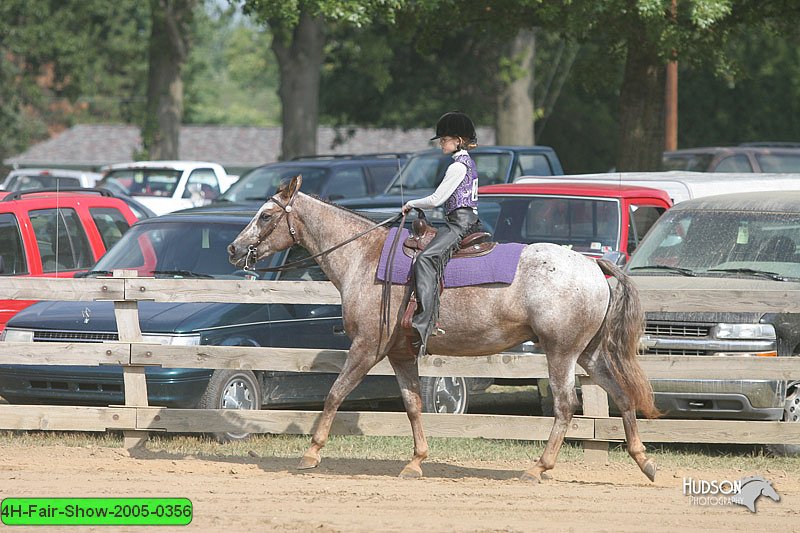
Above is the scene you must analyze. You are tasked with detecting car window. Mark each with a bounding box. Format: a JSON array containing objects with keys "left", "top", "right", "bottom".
[
  {"left": 473, "top": 153, "right": 513, "bottom": 186},
  {"left": 326, "top": 168, "right": 367, "bottom": 200},
  {"left": 627, "top": 205, "right": 666, "bottom": 254},
  {"left": 220, "top": 166, "right": 328, "bottom": 202},
  {"left": 366, "top": 164, "right": 400, "bottom": 193},
  {"left": 29, "top": 208, "right": 93, "bottom": 272},
  {"left": 100, "top": 168, "right": 182, "bottom": 198},
  {"left": 6, "top": 175, "right": 81, "bottom": 191},
  {"left": 662, "top": 153, "right": 715, "bottom": 171},
  {"left": 713, "top": 155, "right": 752, "bottom": 172},
  {"left": 0, "top": 213, "right": 27, "bottom": 275},
  {"left": 278, "top": 246, "right": 327, "bottom": 281},
  {"left": 517, "top": 154, "right": 554, "bottom": 176},
  {"left": 386, "top": 154, "right": 446, "bottom": 192},
  {"left": 90, "top": 208, "right": 131, "bottom": 249},
  {"left": 479, "top": 195, "right": 620, "bottom": 254},
  {"left": 755, "top": 153, "right": 800, "bottom": 172},
  {"left": 183, "top": 168, "right": 221, "bottom": 201}
]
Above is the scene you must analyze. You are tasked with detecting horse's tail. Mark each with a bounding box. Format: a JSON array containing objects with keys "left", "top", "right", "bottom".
[{"left": 595, "top": 258, "right": 660, "bottom": 419}]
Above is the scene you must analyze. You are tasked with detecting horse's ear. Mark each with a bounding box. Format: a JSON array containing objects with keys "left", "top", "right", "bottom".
[{"left": 278, "top": 175, "right": 302, "bottom": 200}]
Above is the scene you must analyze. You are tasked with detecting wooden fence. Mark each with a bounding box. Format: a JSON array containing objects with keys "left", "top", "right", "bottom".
[{"left": 0, "top": 274, "right": 799, "bottom": 462}]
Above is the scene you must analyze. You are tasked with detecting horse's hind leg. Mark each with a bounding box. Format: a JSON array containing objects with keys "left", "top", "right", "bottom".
[
  {"left": 388, "top": 355, "right": 429, "bottom": 478},
  {"left": 298, "top": 340, "right": 382, "bottom": 470},
  {"left": 522, "top": 353, "right": 580, "bottom": 482},
  {"left": 578, "top": 349, "right": 657, "bottom": 481}
]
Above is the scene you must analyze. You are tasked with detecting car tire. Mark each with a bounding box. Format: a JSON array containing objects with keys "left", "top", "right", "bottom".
[
  {"left": 420, "top": 376, "right": 469, "bottom": 414},
  {"left": 766, "top": 382, "right": 800, "bottom": 457},
  {"left": 198, "top": 370, "right": 261, "bottom": 443}
]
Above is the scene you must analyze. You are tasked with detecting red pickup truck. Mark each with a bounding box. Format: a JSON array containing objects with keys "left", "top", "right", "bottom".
[
  {"left": 0, "top": 189, "right": 141, "bottom": 330},
  {"left": 478, "top": 182, "right": 673, "bottom": 262}
]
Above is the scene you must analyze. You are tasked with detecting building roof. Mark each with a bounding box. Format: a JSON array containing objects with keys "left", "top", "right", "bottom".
[{"left": 4, "top": 123, "right": 496, "bottom": 175}]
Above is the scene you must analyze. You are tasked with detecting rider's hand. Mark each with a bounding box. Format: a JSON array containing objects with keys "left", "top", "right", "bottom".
[{"left": 401, "top": 202, "right": 413, "bottom": 215}]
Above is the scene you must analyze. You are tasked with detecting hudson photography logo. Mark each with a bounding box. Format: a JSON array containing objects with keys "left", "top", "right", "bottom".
[{"left": 683, "top": 475, "right": 781, "bottom": 512}]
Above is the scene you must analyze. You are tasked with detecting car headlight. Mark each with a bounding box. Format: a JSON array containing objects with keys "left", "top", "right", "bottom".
[
  {"left": 140, "top": 334, "right": 201, "bottom": 346},
  {"left": 713, "top": 323, "right": 776, "bottom": 340},
  {"left": 1, "top": 329, "right": 34, "bottom": 342}
]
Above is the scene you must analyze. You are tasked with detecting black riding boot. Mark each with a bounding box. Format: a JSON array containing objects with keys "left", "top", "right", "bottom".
[{"left": 411, "top": 208, "right": 479, "bottom": 356}]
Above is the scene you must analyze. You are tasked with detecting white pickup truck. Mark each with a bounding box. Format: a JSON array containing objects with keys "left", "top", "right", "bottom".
[{"left": 98, "top": 160, "right": 237, "bottom": 215}]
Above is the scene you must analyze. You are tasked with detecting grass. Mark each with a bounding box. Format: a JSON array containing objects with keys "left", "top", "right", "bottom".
[{"left": 1, "top": 430, "right": 798, "bottom": 474}]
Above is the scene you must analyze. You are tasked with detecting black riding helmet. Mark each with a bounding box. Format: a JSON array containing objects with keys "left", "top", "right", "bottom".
[{"left": 430, "top": 111, "right": 477, "bottom": 143}]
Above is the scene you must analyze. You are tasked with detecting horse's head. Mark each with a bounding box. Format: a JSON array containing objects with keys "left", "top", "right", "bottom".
[{"left": 228, "top": 175, "right": 303, "bottom": 268}]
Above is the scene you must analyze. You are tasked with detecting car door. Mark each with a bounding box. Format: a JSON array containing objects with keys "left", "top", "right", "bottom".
[
  {"left": 263, "top": 246, "right": 351, "bottom": 405},
  {"left": 625, "top": 199, "right": 669, "bottom": 257}
]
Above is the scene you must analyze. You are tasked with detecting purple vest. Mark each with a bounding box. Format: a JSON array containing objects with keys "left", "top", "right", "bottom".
[{"left": 444, "top": 152, "right": 478, "bottom": 214}]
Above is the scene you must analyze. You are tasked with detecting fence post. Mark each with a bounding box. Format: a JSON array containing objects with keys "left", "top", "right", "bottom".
[
  {"left": 113, "top": 269, "right": 149, "bottom": 451},
  {"left": 580, "top": 377, "right": 609, "bottom": 462}
]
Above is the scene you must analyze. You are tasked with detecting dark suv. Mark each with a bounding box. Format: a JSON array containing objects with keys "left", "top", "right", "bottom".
[
  {"left": 0, "top": 204, "right": 489, "bottom": 440},
  {"left": 336, "top": 146, "right": 564, "bottom": 214},
  {"left": 219, "top": 154, "right": 408, "bottom": 203},
  {"left": 663, "top": 144, "right": 800, "bottom": 173}
]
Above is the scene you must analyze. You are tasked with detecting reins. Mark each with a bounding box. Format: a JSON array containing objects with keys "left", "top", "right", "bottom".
[{"left": 243, "top": 192, "right": 402, "bottom": 273}]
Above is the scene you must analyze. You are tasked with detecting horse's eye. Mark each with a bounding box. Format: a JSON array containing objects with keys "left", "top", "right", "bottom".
[{"left": 260, "top": 212, "right": 271, "bottom": 221}]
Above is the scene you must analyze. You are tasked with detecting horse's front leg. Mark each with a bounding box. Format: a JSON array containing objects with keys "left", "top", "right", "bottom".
[
  {"left": 388, "top": 355, "right": 429, "bottom": 478},
  {"left": 298, "top": 339, "right": 383, "bottom": 470}
]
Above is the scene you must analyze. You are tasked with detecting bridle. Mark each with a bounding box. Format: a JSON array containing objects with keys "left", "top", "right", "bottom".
[{"left": 242, "top": 189, "right": 402, "bottom": 274}]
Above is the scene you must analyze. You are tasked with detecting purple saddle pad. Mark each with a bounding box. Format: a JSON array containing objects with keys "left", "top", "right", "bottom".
[{"left": 376, "top": 227, "right": 525, "bottom": 287}]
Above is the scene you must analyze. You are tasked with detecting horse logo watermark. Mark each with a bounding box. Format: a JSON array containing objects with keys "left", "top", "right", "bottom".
[{"left": 683, "top": 475, "right": 780, "bottom": 512}]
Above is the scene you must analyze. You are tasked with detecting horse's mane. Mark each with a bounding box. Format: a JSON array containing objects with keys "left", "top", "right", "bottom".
[{"left": 307, "top": 194, "right": 382, "bottom": 224}]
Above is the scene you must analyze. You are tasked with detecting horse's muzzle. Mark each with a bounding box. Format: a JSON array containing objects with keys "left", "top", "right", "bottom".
[{"left": 227, "top": 243, "right": 244, "bottom": 265}]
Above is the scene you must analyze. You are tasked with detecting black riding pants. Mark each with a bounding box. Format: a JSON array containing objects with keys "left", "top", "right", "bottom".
[{"left": 411, "top": 207, "right": 480, "bottom": 349}]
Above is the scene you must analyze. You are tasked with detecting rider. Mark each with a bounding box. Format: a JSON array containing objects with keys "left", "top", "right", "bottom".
[{"left": 401, "top": 111, "right": 482, "bottom": 357}]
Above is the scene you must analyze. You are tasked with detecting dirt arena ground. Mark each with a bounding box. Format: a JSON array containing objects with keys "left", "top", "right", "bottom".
[{"left": 0, "top": 443, "right": 795, "bottom": 532}]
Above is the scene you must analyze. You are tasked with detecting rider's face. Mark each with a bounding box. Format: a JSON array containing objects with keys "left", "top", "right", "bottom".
[{"left": 438, "top": 136, "right": 460, "bottom": 153}]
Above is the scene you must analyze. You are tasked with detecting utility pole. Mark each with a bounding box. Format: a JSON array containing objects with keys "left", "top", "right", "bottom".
[{"left": 664, "top": 0, "right": 678, "bottom": 151}]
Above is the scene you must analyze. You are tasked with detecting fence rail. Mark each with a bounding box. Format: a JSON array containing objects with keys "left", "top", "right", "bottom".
[{"left": 0, "top": 275, "right": 799, "bottom": 460}]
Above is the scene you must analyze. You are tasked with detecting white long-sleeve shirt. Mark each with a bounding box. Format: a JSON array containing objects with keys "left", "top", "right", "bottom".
[{"left": 406, "top": 150, "right": 472, "bottom": 211}]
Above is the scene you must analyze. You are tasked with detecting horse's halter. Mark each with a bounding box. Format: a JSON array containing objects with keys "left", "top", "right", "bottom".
[{"left": 244, "top": 189, "right": 299, "bottom": 271}]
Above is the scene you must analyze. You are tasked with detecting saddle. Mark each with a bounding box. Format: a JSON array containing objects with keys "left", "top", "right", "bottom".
[{"left": 402, "top": 217, "right": 496, "bottom": 259}]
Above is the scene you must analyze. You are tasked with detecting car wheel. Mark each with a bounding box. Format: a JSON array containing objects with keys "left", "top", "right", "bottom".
[
  {"left": 198, "top": 370, "right": 261, "bottom": 443},
  {"left": 766, "top": 382, "right": 800, "bottom": 457},
  {"left": 420, "top": 376, "right": 469, "bottom": 414}
]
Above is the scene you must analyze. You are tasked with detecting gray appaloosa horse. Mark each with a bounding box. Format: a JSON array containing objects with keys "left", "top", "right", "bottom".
[{"left": 228, "top": 176, "right": 658, "bottom": 482}]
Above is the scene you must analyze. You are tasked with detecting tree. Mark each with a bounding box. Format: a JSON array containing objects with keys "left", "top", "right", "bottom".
[
  {"left": 239, "top": 0, "right": 405, "bottom": 160},
  {"left": 141, "top": 0, "right": 196, "bottom": 160}
]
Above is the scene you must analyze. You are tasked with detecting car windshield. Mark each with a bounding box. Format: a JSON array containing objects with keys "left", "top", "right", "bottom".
[
  {"left": 99, "top": 169, "right": 182, "bottom": 198},
  {"left": 628, "top": 208, "right": 800, "bottom": 279},
  {"left": 661, "top": 153, "right": 715, "bottom": 172},
  {"left": 385, "top": 151, "right": 514, "bottom": 194},
  {"left": 479, "top": 195, "right": 620, "bottom": 255},
  {"left": 88, "top": 220, "right": 268, "bottom": 279},
  {"left": 220, "top": 166, "right": 328, "bottom": 202}
]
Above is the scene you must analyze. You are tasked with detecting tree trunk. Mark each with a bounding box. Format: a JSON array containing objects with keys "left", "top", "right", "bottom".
[
  {"left": 496, "top": 29, "right": 536, "bottom": 145},
  {"left": 271, "top": 11, "right": 326, "bottom": 160},
  {"left": 142, "top": 0, "right": 193, "bottom": 160},
  {"left": 616, "top": 28, "right": 665, "bottom": 171}
]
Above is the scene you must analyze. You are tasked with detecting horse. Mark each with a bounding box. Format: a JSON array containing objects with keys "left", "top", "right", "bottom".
[
  {"left": 731, "top": 476, "right": 781, "bottom": 512},
  {"left": 227, "top": 176, "right": 659, "bottom": 482}
]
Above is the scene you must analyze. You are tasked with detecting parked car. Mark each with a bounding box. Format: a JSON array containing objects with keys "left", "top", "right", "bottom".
[
  {"left": 662, "top": 145, "right": 800, "bottom": 173},
  {"left": 0, "top": 204, "right": 490, "bottom": 441},
  {"left": 98, "top": 161, "right": 236, "bottom": 215},
  {"left": 0, "top": 188, "right": 143, "bottom": 331},
  {"left": 626, "top": 191, "right": 800, "bottom": 455},
  {"left": 218, "top": 153, "right": 409, "bottom": 204},
  {"left": 1, "top": 168, "right": 102, "bottom": 192},
  {"left": 337, "top": 146, "right": 564, "bottom": 215}
]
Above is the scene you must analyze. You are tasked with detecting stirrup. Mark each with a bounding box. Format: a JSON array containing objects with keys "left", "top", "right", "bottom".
[{"left": 431, "top": 324, "right": 445, "bottom": 337}]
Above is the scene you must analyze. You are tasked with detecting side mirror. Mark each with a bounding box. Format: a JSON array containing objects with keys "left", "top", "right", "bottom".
[{"left": 600, "top": 250, "right": 627, "bottom": 266}]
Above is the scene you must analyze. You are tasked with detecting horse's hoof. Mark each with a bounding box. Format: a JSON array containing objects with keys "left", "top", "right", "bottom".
[
  {"left": 399, "top": 465, "right": 423, "bottom": 479},
  {"left": 642, "top": 460, "right": 657, "bottom": 482},
  {"left": 519, "top": 471, "right": 542, "bottom": 483},
  {"left": 297, "top": 454, "right": 320, "bottom": 470},
  {"left": 541, "top": 472, "right": 552, "bottom": 481}
]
